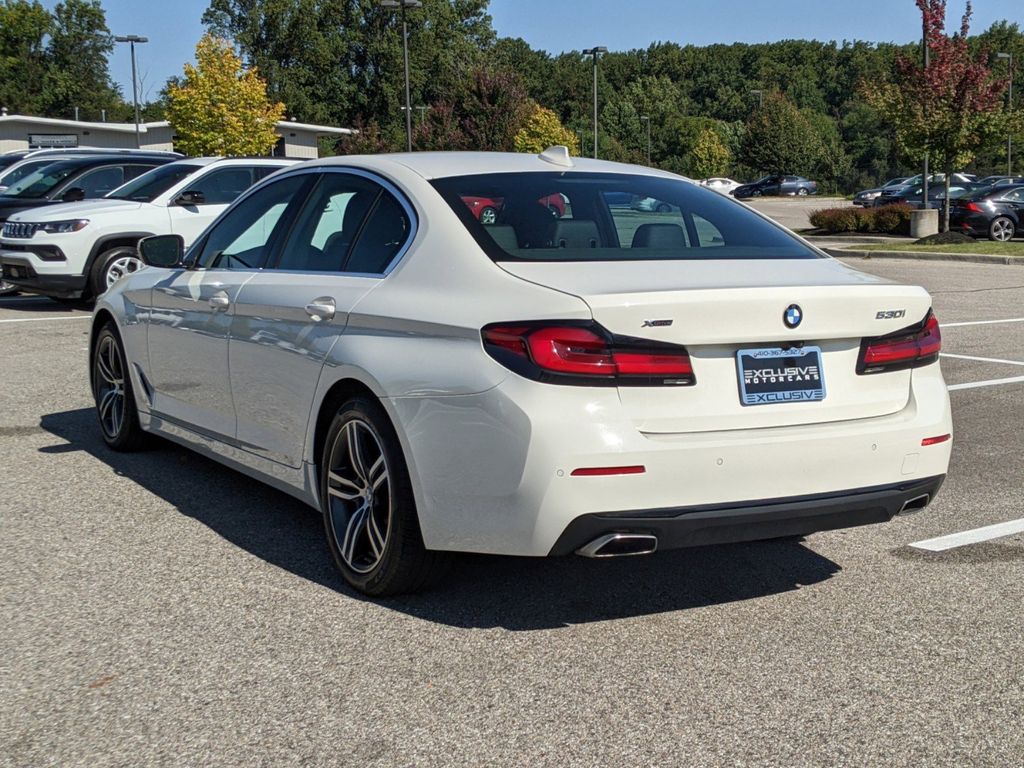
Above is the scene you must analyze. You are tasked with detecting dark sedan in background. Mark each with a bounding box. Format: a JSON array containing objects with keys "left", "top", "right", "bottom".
[
  {"left": 949, "top": 184, "right": 1024, "bottom": 241},
  {"left": 733, "top": 175, "right": 818, "bottom": 198},
  {"left": 872, "top": 182, "right": 971, "bottom": 209},
  {"left": 853, "top": 177, "right": 910, "bottom": 206}
]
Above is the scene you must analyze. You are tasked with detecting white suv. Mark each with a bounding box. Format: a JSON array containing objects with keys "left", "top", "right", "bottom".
[{"left": 0, "top": 157, "right": 297, "bottom": 300}]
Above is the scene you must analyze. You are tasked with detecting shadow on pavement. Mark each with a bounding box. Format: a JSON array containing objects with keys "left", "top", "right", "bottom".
[{"left": 41, "top": 407, "right": 842, "bottom": 631}]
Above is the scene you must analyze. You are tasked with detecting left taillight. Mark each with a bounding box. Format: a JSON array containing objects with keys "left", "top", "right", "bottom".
[
  {"left": 857, "top": 310, "right": 941, "bottom": 374},
  {"left": 482, "top": 322, "right": 695, "bottom": 386}
]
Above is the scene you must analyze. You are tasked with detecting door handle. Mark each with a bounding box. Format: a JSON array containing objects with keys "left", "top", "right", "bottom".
[
  {"left": 305, "top": 297, "right": 336, "bottom": 322},
  {"left": 209, "top": 291, "right": 230, "bottom": 311}
]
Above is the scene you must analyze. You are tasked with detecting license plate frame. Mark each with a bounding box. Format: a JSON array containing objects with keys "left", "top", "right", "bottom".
[{"left": 736, "top": 346, "right": 826, "bottom": 406}]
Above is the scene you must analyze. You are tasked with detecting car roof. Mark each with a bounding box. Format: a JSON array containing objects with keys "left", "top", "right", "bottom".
[
  {"left": 38, "top": 154, "right": 176, "bottom": 171},
  {"left": 309, "top": 151, "right": 686, "bottom": 182}
]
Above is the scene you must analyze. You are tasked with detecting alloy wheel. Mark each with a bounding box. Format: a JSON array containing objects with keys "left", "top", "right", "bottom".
[
  {"left": 326, "top": 419, "right": 392, "bottom": 574},
  {"left": 94, "top": 335, "right": 126, "bottom": 439},
  {"left": 105, "top": 255, "right": 144, "bottom": 288},
  {"left": 480, "top": 207, "right": 498, "bottom": 225},
  {"left": 990, "top": 217, "right": 1014, "bottom": 242}
]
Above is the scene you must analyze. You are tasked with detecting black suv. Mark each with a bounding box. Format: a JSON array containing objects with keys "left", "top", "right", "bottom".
[{"left": 0, "top": 154, "right": 177, "bottom": 224}]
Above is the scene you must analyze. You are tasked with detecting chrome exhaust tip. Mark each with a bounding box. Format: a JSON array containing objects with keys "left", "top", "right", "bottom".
[
  {"left": 576, "top": 533, "right": 658, "bottom": 558},
  {"left": 899, "top": 493, "right": 931, "bottom": 515}
]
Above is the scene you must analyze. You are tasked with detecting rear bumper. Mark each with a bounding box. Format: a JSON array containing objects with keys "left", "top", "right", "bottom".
[
  {"left": 1, "top": 257, "right": 86, "bottom": 298},
  {"left": 548, "top": 475, "right": 945, "bottom": 555}
]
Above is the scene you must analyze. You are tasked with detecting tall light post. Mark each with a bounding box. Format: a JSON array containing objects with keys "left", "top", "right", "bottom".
[
  {"left": 379, "top": 0, "right": 421, "bottom": 152},
  {"left": 114, "top": 35, "right": 148, "bottom": 148},
  {"left": 750, "top": 89, "right": 764, "bottom": 109},
  {"left": 997, "top": 52, "right": 1014, "bottom": 176},
  {"left": 921, "top": 19, "right": 930, "bottom": 209},
  {"left": 582, "top": 46, "right": 607, "bottom": 159},
  {"left": 640, "top": 115, "right": 651, "bottom": 165}
]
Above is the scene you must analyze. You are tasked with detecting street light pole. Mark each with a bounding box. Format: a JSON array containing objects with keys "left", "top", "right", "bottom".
[
  {"left": 750, "top": 89, "right": 764, "bottom": 109},
  {"left": 640, "top": 115, "right": 651, "bottom": 165},
  {"left": 582, "top": 46, "right": 607, "bottom": 159},
  {"left": 997, "top": 52, "right": 1013, "bottom": 176},
  {"left": 921, "top": 18, "right": 930, "bottom": 210},
  {"left": 380, "top": 0, "right": 421, "bottom": 152},
  {"left": 114, "top": 35, "right": 148, "bottom": 148}
]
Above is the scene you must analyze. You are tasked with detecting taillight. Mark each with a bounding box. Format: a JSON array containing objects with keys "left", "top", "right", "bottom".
[
  {"left": 857, "top": 311, "right": 941, "bottom": 374},
  {"left": 963, "top": 202, "right": 983, "bottom": 213},
  {"left": 482, "top": 322, "right": 695, "bottom": 386}
]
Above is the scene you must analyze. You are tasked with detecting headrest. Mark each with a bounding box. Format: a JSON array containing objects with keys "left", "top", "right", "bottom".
[
  {"left": 552, "top": 219, "right": 600, "bottom": 248},
  {"left": 631, "top": 223, "right": 687, "bottom": 249}
]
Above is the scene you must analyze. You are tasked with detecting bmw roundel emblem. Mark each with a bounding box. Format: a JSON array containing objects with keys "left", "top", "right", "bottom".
[{"left": 784, "top": 304, "right": 803, "bottom": 329}]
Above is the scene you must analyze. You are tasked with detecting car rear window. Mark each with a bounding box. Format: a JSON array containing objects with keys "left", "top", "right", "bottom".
[{"left": 430, "top": 172, "right": 820, "bottom": 262}]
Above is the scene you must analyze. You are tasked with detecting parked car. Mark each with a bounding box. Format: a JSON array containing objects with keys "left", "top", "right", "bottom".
[
  {"left": 852, "top": 177, "right": 910, "bottom": 207},
  {"left": 733, "top": 175, "right": 818, "bottom": 198},
  {"left": 0, "top": 153, "right": 177, "bottom": 226},
  {"left": 90, "top": 149, "right": 951, "bottom": 595},
  {"left": 872, "top": 183, "right": 970, "bottom": 208},
  {"left": 972, "top": 176, "right": 1024, "bottom": 190},
  {"left": 631, "top": 196, "right": 675, "bottom": 212},
  {"left": 461, "top": 193, "right": 566, "bottom": 224},
  {"left": 700, "top": 177, "right": 742, "bottom": 195},
  {"left": 0, "top": 157, "right": 296, "bottom": 300},
  {"left": 0, "top": 148, "right": 182, "bottom": 193},
  {"left": 949, "top": 183, "right": 1024, "bottom": 241}
]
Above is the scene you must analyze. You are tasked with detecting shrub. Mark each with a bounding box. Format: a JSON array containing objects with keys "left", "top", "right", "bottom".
[
  {"left": 810, "top": 203, "right": 913, "bottom": 235},
  {"left": 872, "top": 203, "right": 913, "bottom": 235}
]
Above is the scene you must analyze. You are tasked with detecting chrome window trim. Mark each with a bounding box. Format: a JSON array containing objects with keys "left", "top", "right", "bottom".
[{"left": 187, "top": 164, "right": 419, "bottom": 279}]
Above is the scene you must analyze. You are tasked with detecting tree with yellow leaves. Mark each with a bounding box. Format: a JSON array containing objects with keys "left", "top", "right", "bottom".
[
  {"left": 514, "top": 104, "right": 579, "bottom": 155},
  {"left": 167, "top": 34, "right": 285, "bottom": 157}
]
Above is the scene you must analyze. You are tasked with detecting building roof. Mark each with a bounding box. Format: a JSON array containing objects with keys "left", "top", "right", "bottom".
[{"left": 0, "top": 114, "right": 353, "bottom": 136}]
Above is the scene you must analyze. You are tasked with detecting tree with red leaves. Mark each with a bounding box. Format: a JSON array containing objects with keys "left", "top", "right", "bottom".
[{"left": 862, "top": 0, "right": 1009, "bottom": 231}]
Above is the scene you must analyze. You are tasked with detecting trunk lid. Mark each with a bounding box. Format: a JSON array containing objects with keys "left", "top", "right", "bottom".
[{"left": 500, "top": 258, "right": 932, "bottom": 434}]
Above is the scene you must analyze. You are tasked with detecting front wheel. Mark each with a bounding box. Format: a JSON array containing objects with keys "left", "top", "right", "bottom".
[
  {"left": 479, "top": 206, "right": 498, "bottom": 225},
  {"left": 797, "top": 188, "right": 809, "bottom": 196},
  {"left": 321, "top": 397, "right": 448, "bottom": 596},
  {"left": 655, "top": 202, "right": 671, "bottom": 213},
  {"left": 91, "top": 246, "right": 144, "bottom": 298},
  {"left": 92, "top": 323, "right": 147, "bottom": 451},
  {"left": 0, "top": 280, "right": 18, "bottom": 297},
  {"left": 988, "top": 216, "right": 1014, "bottom": 242}
]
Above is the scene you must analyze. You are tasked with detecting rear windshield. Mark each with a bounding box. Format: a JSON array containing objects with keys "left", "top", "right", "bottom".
[
  {"left": 430, "top": 172, "right": 820, "bottom": 262},
  {"left": 107, "top": 163, "right": 201, "bottom": 202}
]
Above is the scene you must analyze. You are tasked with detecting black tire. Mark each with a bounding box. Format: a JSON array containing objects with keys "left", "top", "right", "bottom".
[
  {"left": 655, "top": 203, "right": 671, "bottom": 213},
  {"left": 479, "top": 206, "right": 498, "bottom": 225},
  {"left": 797, "top": 187, "right": 809, "bottom": 196},
  {"left": 0, "top": 280, "right": 19, "bottom": 297},
  {"left": 90, "top": 245, "right": 143, "bottom": 298},
  {"left": 320, "top": 397, "right": 448, "bottom": 596},
  {"left": 91, "top": 323, "right": 148, "bottom": 451},
  {"left": 988, "top": 216, "right": 1014, "bottom": 242}
]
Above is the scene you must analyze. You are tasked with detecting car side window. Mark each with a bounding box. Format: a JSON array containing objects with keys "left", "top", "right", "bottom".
[
  {"left": 1001, "top": 189, "right": 1023, "bottom": 203},
  {"left": 74, "top": 165, "right": 125, "bottom": 197},
  {"left": 272, "top": 173, "right": 382, "bottom": 272},
  {"left": 346, "top": 190, "right": 412, "bottom": 274},
  {"left": 187, "top": 167, "right": 257, "bottom": 205},
  {"left": 192, "top": 174, "right": 309, "bottom": 270}
]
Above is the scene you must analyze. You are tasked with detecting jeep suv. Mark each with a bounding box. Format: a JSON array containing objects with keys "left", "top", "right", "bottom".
[{"left": 0, "top": 157, "right": 297, "bottom": 300}]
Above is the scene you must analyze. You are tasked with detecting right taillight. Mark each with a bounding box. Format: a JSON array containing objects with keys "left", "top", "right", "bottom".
[
  {"left": 482, "top": 322, "right": 695, "bottom": 386},
  {"left": 857, "top": 311, "right": 941, "bottom": 374},
  {"left": 963, "top": 202, "right": 983, "bottom": 213}
]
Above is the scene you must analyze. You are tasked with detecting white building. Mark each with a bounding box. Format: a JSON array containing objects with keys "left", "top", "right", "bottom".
[{"left": 0, "top": 113, "right": 353, "bottom": 158}]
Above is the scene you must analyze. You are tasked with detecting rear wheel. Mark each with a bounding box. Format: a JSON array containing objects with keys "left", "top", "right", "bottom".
[
  {"left": 479, "top": 206, "right": 498, "bottom": 225},
  {"left": 797, "top": 187, "right": 809, "bottom": 196},
  {"left": 91, "top": 246, "right": 143, "bottom": 298},
  {"left": 92, "top": 323, "right": 147, "bottom": 451},
  {"left": 320, "top": 397, "right": 448, "bottom": 596},
  {"left": 988, "top": 216, "right": 1014, "bottom": 242},
  {"left": 655, "top": 202, "right": 671, "bottom": 213}
]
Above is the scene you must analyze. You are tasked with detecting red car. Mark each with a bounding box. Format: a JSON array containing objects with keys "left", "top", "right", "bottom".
[{"left": 461, "top": 193, "right": 566, "bottom": 224}]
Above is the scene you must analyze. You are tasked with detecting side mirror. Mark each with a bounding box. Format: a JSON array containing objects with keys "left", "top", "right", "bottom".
[
  {"left": 62, "top": 187, "right": 85, "bottom": 202},
  {"left": 138, "top": 234, "right": 185, "bottom": 268},
  {"left": 174, "top": 190, "right": 206, "bottom": 206}
]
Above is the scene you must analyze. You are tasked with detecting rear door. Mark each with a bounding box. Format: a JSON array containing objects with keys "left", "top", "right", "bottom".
[{"left": 229, "top": 169, "right": 414, "bottom": 467}]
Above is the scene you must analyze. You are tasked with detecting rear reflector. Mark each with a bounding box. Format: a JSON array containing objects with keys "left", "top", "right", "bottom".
[
  {"left": 858, "top": 311, "right": 941, "bottom": 374},
  {"left": 571, "top": 465, "right": 646, "bottom": 477},
  {"left": 921, "top": 434, "right": 951, "bottom": 446}
]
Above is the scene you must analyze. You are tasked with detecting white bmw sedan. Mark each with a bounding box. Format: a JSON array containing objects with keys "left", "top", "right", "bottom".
[{"left": 91, "top": 148, "right": 952, "bottom": 595}]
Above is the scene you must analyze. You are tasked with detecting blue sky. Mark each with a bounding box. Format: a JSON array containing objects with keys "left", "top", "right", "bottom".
[{"left": 43, "top": 0, "right": 1022, "bottom": 101}]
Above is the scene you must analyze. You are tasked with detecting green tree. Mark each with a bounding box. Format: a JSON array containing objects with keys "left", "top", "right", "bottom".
[
  {"left": 862, "top": 0, "right": 1009, "bottom": 229},
  {"left": 0, "top": 0, "right": 51, "bottom": 114},
  {"left": 689, "top": 128, "right": 731, "bottom": 178},
  {"left": 41, "top": 0, "right": 121, "bottom": 119},
  {"left": 514, "top": 104, "right": 580, "bottom": 155},
  {"left": 739, "top": 91, "right": 824, "bottom": 175},
  {"left": 166, "top": 34, "right": 285, "bottom": 157}
]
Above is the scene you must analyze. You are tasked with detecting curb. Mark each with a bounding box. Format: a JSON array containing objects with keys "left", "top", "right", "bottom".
[{"left": 824, "top": 247, "right": 1024, "bottom": 266}]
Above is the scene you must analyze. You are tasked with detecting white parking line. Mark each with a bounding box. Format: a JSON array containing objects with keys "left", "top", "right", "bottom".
[
  {"left": 948, "top": 375, "right": 1024, "bottom": 391},
  {"left": 910, "top": 519, "right": 1024, "bottom": 551},
  {"left": 941, "top": 353, "right": 1024, "bottom": 366},
  {"left": 942, "top": 318, "right": 1024, "bottom": 328},
  {"left": 0, "top": 315, "right": 89, "bottom": 324}
]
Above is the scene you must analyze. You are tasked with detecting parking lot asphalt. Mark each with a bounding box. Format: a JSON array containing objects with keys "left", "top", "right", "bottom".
[
  {"left": 746, "top": 195, "right": 849, "bottom": 231},
  {"left": 2, "top": 259, "right": 1023, "bottom": 767}
]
